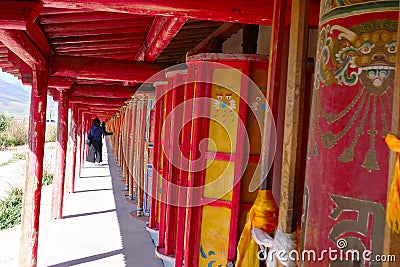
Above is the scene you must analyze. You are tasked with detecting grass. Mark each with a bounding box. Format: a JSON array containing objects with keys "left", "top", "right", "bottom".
[
  {"left": 0, "top": 137, "right": 55, "bottom": 230},
  {"left": 0, "top": 187, "right": 23, "bottom": 230},
  {"left": 0, "top": 152, "right": 27, "bottom": 167},
  {"left": 0, "top": 172, "right": 53, "bottom": 231},
  {"left": 0, "top": 160, "right": 13, "bottom": 167},
  {"left": 12, "top": 152, "right": 26, "bottom": 161},
  {"left": 45, "top": 123, "right": 57, "bottom": 143},
  {"left": 42, "top": 172, "right": 53, "bottom": 186},
  {"left": 0, "top": 120, "right": 28, "bottom": 150},
  {"left": 46, "top": 143, "right": 56, "bottom": 150}
]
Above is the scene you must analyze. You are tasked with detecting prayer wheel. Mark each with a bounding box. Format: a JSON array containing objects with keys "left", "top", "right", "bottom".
[
  {"left": 182, "top": 54, "right": 271, "bottom": 266},
  {"left": 302, "top": 2, "right": 398, "bottom": 266}
]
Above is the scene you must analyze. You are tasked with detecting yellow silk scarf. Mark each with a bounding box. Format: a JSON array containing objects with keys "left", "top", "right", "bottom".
[
  {"left": 385, "top": 133, "right": 400, "bottom": 233},
  {"left": 236, "top": 189, "right": 278, "bottom": 266}
]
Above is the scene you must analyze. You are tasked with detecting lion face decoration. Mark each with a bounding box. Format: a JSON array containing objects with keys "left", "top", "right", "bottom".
[
  {"left": 317, "top": 21, "right": 397, "bottom": 93},
  {"left": 312, "top": 20, "right": 397, "bottom": 171},
  {"left": 341, "top": 26, "right": 396, "bottom": 94}
]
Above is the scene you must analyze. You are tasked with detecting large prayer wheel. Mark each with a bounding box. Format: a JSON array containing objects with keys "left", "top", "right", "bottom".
[
  {"left": 183, "top": 54, "right": 271, "bottom": 266},
  {"left": 303, "top": 2, "right": 398, "bottom": 266}
]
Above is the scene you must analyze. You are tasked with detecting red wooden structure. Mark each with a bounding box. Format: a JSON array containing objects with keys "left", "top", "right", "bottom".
[{"left": 0, "top": 1, "right": 399, "bottom": 267}]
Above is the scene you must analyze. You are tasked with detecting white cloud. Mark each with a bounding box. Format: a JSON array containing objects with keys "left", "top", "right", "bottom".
[{"left": 0, "top": 70, "right": 19, "bottom": 83}]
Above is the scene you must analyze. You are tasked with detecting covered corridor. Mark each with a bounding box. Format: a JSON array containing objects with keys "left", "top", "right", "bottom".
[
  {"left": 0, "top": 141, "right": 162, "bottom": 267},
  {"left": 0, "top": 1, "right": 399, "bottom": 266}
]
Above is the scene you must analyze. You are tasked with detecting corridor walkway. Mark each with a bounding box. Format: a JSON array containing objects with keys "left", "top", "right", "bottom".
[{"left": 0, "top": 140, "right": 163, "bottom": 267}]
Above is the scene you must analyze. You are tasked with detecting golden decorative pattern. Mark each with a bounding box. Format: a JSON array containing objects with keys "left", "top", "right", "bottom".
[{"left": 312, "top": 20, "right": 396, "bottom": 171}]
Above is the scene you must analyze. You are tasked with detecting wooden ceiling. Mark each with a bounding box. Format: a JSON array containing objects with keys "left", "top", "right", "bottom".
[
  {"left": 0, "top": 4, "right": 244, "bottom": 87},
  {"left": 39, "top": 11, "right": 154, "bottom": 60},
  {"left": 0, "top": 0, "right": 321, "bottom": 117}
]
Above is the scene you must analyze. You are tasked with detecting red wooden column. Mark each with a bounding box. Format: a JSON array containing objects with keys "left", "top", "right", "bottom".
[
  {"left": 122, "top": 107, "right": 130, "bottom": 190},
  {"left": 117, "top": 114, "right": 122, "bottom": 163},
  {"left": 175, "top": 68, "right": 193, "bottom": 267},
  {"left": 19, "top": 68, "right": 48, "bottom": 267},
  {"left": 76, "top": 107, "right": 88, "bottom": 178},
  {"left": 149, "top": 81, "right": 167, "bottom": 228},
  {"left": 120, "top": 110, "right": 125, "bottom": 170},
  {"left": 118, "top": 112, "right": 125, "bottom": 167},
  {"left": 51, "top": 90, "right": 70, "bottom": 219},
  {"left": 157, "top": 78, "right": 174, "bottom": 253},
  {"left": 164, "top": 69, "right": 186, "bottom": 258},
  {"left": 108, "top": 117, "right": 115, "bottom": 149},
  {"left": 81, "top": 112, "right": 87, "bottom": 168},
  {"left": 137, "top": 98, "right": 148, "bottom": 216},
  {"left": 128, "top": 100, "right": 138, "bottom": 201},
  {"left": 266, "top": 0, "right": 289, "bottom": 195},
  {"left": 81, "top": 111, "right": 86, "bottom": 168},
  {"left": 134, "top": 100, "right": 142, "bottom": 210},
  {"left": 120, "top": 107, "right": 127, "bottom": 187},
  {"left": 184, "top": 63, "right": 210, "bottom": 267},
  {"left": 125, "top": 102, "right": 133, "bottom": 195},
  {"left": 69, "top": 104, "right": 79, "bottom": 193},
  {"left": 146, "top": 109, "right": 156, "bottom": 214},
  {"left": 83, "top": 112, "right": 91, "bottom": 164},
  {"left": 116, "top": 113, "right": 122, "bottom": 164},
  {"left": 114, "top": 114, "right": 121, "bottom": 161},
  {"left": 75, "top": 108, "right": 83, "bottom": 180}
]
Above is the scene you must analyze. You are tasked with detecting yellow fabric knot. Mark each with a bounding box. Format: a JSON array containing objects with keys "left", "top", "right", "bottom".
[
  {"left": 385, "top": 133, "right": 400, "bottom": 233},
  {"left": 236, "top": 189, "right": 278, "bottom": 266}
]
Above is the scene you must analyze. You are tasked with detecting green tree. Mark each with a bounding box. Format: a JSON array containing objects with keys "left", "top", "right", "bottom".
[{"left": 0, "top": 113, "right": 8, "bottom": 132}]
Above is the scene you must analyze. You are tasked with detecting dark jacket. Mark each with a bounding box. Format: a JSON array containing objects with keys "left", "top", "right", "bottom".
[{"left": 88, "top": 125, "right": 112, "bottom": 142}]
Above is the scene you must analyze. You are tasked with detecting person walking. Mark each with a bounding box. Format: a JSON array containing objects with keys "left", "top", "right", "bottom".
[{"left": 86, "top": 118, "right": 112, "bottom": 165}]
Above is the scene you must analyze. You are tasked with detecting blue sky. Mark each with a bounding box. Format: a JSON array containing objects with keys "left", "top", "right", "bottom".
[{"left": 0, "top": 70, "right": 21, "bottom": 84}]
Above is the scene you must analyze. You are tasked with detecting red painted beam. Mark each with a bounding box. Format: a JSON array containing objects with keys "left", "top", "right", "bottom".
[
  {"left": 50, "top": 33, "right": 145, "bottom": 45},
  {"left": 89, "top": 111, "right": 118, "bottom": 115},
  {"left": 86, "top": 104, "right": 125, "bottom": 109},
  {"left": 89, "top": 108, "right": 120, "bottom": 113},
  {"left": 55, "top": 44, "right": 141, "bottom": 53},
  {"left": 89, "top": 112, "right": 117, "bottom": 118},
  {"left": 8, "top": 51, "right": 31, "bottom": 75},
  {"left": 135, "top": 16, "right": 164, "bottom": 61},
  {"left": 42, "top": 19, "right": 153, "bottom": 34},
  {"left": 90, "top": 113, "right": 118, "bottom": 119},
  {"left": 41, "top": 7, "right": 92, "bottom": 15},
  {"left": 1, "top": 66, "right": 18, "bottom": 73},
  {"left": 57, "top": 50, "right": 138, "bottom": 58},
  {"left": 69, "top": 96, "right": 127, "bottom": 106},
  {"left": 0, "top": 30, "right": 47, "bottom": 70},
  {"left": 39, "top": 11, "right": 147, "bottom": 24},
  {"left": 0, "top": 1, "right": 42, "bottom": 30},
  {"left": 46, "top": 25, "right": 149, "bottom": 38},
  {"left": 144, "top": 17, "right": 186, "bottom": 60},
  {"left": 42, "top": 0, "right": 275, "bottom": 25},
  {"left": 59, "top": 52, "right": 137, "bottom": 60},
  {"left": 70, "top": 84, "right": 137, "bottom": 98},
  {"left": 49, "top": 55, "right": 162, "bottom": 83},
  {"left": 51, "top": 90, "right": 69, "bottom": 219},
  {"left": 140, "top": 17, "right": 187, "bottom": 62},
  {"left": 48, "top": 76, "right": 75, "bottom": 90},
  {"left": 54, "top": 39, "right": 142, "bottom": 51},
  {"left": 25, "top": 22, "right": 51, "bottom": 56},
  {"left": 21, "top": 74, "right": 33, "bottom": 86}
]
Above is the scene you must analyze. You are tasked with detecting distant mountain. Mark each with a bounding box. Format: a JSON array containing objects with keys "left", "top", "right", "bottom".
[
  {"left": 0, "top": 77, "right": 31, "bottom": 116},
  {"left": 0, "top": 75, "right": 56, "bottom": 119}
]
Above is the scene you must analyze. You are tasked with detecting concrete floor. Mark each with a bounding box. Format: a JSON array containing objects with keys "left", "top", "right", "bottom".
[{"left": 0, "top": 140, "right": 163, "bottom": 267}]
